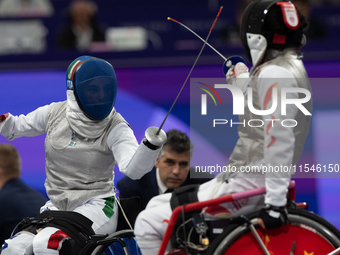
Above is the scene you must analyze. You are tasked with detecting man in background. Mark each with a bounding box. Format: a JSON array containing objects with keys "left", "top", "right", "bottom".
[
  {"left": 0, "top": 144, "right": 47, "bottom": 246},
  {"left": 55, "top": 0, "right": 106, "bottom": 51},
  {"left": 117, "top": 129, "right": 212, "bottom": 211}
]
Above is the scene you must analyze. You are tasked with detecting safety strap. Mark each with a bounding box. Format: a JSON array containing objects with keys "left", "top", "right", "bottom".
[
  {"left": 17, "top": 211, "right": 96, "bottom": 249},
  {"left": 170, "top": 184, "right": 200, "bottom": 210}
]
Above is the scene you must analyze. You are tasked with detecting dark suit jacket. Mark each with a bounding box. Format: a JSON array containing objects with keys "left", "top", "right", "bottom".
[
  {"left": 55, "top": 24, "right": 105, "bottom": 50},
  {"left": 117, "top": 167, "right": 213, "bottom": 211},
  {"left": 0, "top": 178, "right": 47, "bottom": 245}
]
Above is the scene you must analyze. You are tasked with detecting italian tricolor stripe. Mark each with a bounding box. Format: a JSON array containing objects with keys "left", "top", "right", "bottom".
[
  {"left": 102, "top": 196, "right": 115, "bottom": 218},
  {"left": 67, "top": 60, "right": 82, "bottom": 80}
]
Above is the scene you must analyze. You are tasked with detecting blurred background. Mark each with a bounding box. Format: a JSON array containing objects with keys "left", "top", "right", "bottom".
[{"left": 0, "top": 0, "right": 339, "bottom": 228}]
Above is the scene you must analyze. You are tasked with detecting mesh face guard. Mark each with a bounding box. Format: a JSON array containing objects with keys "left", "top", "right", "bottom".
[{"left": 66, "top": 56, "right": 117, "bottom": 121}]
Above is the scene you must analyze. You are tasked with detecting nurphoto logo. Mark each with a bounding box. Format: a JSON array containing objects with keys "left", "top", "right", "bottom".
[{"left": 198, "top": 82, "right": 312, "bottom": 128}]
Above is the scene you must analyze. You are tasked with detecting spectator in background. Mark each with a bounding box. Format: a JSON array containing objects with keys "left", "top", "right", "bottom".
[
  {"left": 293, "top": 0, "right": 327, "bottom": 40},
  {"left": 0, "top": 144, "right": 47, "bottom": 246},
  {"left": 117, "top": 129, "right": 213, "bottom": 211},
  {"left": 0, "top": 0, "right": 54, "bottom": 18},
  {"left": 55, "top": 0, "right": 106, "bottom": 51}
]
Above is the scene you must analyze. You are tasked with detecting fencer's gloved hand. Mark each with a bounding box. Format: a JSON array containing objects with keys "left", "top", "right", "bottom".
[
  {"left": 257, "top": 204, "right": 288, "bottom": 229},
  {"left": 0, "top": 113, "right": 9, "bottom": 123},
  {"left": 226, "top": 62, "right": 249, "bottom": 85},
  {"left": 142, "top": 126, "right": 167, "bottom": 150}
]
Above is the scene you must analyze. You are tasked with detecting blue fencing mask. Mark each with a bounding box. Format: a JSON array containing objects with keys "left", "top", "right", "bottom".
[{"left": 66, "top": 56, "right": 117, "bottom": 121}]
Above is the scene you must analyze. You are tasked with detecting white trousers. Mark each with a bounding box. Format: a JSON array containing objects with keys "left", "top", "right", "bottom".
[
  {"left": 1, "top": 197, "right": 118, "bottom": 255},
  {"left": 134, "top": 176, "right": 266, "bottom": 255}
]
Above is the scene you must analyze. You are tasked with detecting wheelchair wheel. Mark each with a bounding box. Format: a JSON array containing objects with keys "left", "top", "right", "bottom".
[
  {"left": 99, "top": 237, "right": 141, "bottom": 255},
  {"left": 206, "top": 208, "right": 340, "bottom": 255},
  {"left": 90, "top": 230, "right": 141, "bottom": 255}
]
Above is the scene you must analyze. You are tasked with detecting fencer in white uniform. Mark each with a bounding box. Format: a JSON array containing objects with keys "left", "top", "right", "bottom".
[
  {"left": 134, "top": 1, "right": 312, "bottom": 254},
  {"left": 0, "top": 56, "right": 167, "bottom": 255}
]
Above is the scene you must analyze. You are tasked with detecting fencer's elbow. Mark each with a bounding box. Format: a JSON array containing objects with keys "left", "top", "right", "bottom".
[{"left": 120, "top": 169, "right": 143, "bottom": 180}]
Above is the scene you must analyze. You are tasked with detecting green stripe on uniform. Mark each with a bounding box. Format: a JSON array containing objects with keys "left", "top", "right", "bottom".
[{"left": 102, "top": 196, "right": 115, "bottom": 218}]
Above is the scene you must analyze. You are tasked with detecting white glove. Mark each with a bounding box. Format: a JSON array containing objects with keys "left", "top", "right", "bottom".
[{"left": 226, "top": 62, "right": 249, "bottom": 85}]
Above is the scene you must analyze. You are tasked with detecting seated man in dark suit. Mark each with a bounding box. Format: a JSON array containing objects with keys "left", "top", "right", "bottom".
[
  {"left": 0, "top": 144, "right": 47, "bottom": 246},
  {"left": 117, "top": 129, "right": 213, "bottom": 211}
]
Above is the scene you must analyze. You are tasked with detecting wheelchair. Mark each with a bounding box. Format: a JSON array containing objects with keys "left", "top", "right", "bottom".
[
  {"left": 154, "top": 180, "right": 340, "bottom": 255},
  {"left": 95, "top": 208, "right": 340, "bottom": 255},
  {"left": 86, "top": 180, "right": 340, "bottom": 255},
  {"left": 5, "top": 181, "right": 339, "bottom": 255},
  {"left": 82, "top": 180, "right": 340, "bottom": 255},
  {"left": 206, "top": 207, "right": 340, "bottom": 255},
  {"left": 88, "top": 229, "right": 139, "bottom": 255},
  {"left": 0, "top": 197, "right": 141, "bottom": 255}
]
